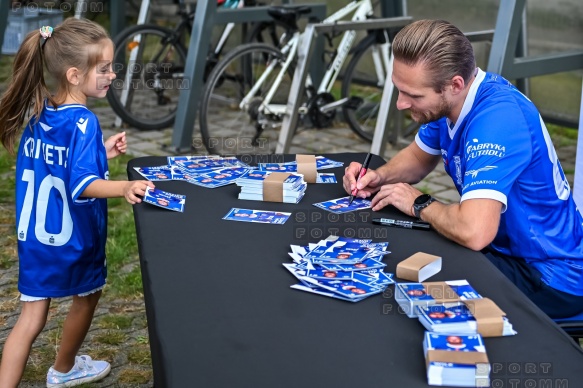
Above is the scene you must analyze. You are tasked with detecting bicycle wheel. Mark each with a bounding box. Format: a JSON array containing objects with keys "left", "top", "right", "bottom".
[
  {"left": 107, "top": 24, "right": 187, "bottom": 130},
  {"left": 341, "top": 35, "right": 387, "bottom": 141},
  {"left": 199, "top": 43, "right": 296, "bottom": 155}
]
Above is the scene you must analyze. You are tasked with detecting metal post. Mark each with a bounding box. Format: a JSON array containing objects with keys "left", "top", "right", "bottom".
[
  {"left": 574, "top": 78, "right": 583, "bottom": 208},
  {"left": 74, "top": 0, "right": 86, "bottom": 19},
  {"left": 109, "top": 0, "right": 127, "bottom": 38},
  {"left": 170, "top": 0, "right": 218, "bottom": 153},
  {"left": 113, "top": 0, "right": 151, "bottom": 128},
  {"left": 0, "top": 0, "right": 8, "bottom": 56},
  {"left": 170, "top": 3, "right": 326, "bottom": 153},
  {"left": 275, "top": 17, "right": 411, "bottom": 154}
]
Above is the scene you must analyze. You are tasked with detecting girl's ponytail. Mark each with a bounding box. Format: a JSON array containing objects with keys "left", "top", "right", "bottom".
[{"left": 0, "top": 29, "right": 53, "bottom": 154}]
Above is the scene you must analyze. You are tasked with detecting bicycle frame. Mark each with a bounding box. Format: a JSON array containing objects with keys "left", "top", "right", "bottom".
[
  {"left": 241, "top": 0, "right": 391, "bottom": 117},
  {"left": 117, "top": 0, "right": 246, "bottom": 111}
]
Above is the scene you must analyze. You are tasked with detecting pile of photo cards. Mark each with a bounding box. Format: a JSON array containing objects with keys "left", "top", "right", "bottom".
[
  {"left": 258, "top": 155, "right": 342, "bottom": 183},
  {"left": 143, "top": 187, "right": 186, "bottom": 212},
  {"left": 424, "top": 332, "right": 491, "bottom": 387},
  {"left": 417, "top": 299, "right": 517, "bottom": 337},
  {"left": 284, "top": 236, "right": 394, "bottom": 302},
  {"left": 135, "top": 155, "right": 253, "bottom": 188},
  {"left": 394, "top": 280, "right": 482, "bottom": 318},
  {"left": 236, "top": 171, "right": 307, "bottom": 203}
]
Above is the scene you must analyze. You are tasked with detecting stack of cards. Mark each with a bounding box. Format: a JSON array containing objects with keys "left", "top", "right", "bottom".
[
  {"left": 135, "top": 155, "right": 254, "bottom": 188},
  {"left": 394, "top": 280, "right": 482, "bottom": 318},
  {"left": 258, "top": 156, "right": 342, "bottom": 184},
  {"left": 236, "top": 171, "right": 307, "bottom": 203},
  {"left": 424, "top": 332, "right": 491, "bottom": 387},
  {"left": 284, "top": 236, "right": 394, "bottom": 302},
  {"left": 417, "top": 302, "right": 517, "bottom": 336}
]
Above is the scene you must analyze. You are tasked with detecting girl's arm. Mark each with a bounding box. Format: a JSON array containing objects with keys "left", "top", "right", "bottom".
[{"left": 82, "top": 179, "right": 155, "bottom": 205}]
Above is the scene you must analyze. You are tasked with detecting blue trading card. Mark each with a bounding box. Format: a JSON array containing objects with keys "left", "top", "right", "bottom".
[
  {"left": 399, "top": 283, "right": 435, "bottom": 301},
  {"left": 353, "top": 271, "right": 395, "bottom": 288},
  {"left": 420, "top": 304, "right": 474, "bottom": 325},
  {"left": 303, "top": 268, "right": 354, "bottom": 281},
  {"left": 309, "top": 241, "right": 372, "bottom": 264},
  {"left": 134, "top": 166, "right": 174, "bottom": 181},
  {"left": 313, "top": 196, "right": 372, "bottom": 214},
  {"left": 175, "top": 156, "right": 250, "bottom": 175},
  {"left": 258, "top": 156, "right": 343, "bottom": 172},
  {"left": 187, "top": 167, "right": 251, "bottom": 188},
  {"left": 303, "top": 277, "right": 384, "bottom": 300},
  {"left": 425, "top": 332, "right": 486, "bottom": 353},
  {"left": 143, "top": 187, "right": 185, "bottom": 212},
  {"left": 259, "top": 162, "right": 298, "bottom": 172},
  {"left": 223, "top": 208, "right": 291, "bottom": 224},
  {"left": 319, "top": 258, "right": 387, "bottom": 272},
  {"left": 316, "top": 173, "right": 337, "bottom": 183}
]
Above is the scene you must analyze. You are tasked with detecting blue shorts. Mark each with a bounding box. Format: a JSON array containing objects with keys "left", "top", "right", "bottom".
[{"left": 482, "top": 249, "right": 583, "bottom": 319}]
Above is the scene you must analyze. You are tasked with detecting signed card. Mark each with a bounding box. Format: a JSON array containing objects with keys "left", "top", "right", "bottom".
[
  {"left": 222, "top": 208, "right": 291, "bottom": 224},
  {"left": 143, "top": 187, "right": 185, "bottom": 212},
  {"left": 313, "top": 196, "right": 372, "bottom": 214}
]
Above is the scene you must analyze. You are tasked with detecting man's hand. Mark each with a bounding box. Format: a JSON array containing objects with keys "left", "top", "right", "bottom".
[
  {"left": 342, "top": 162, "right": 383, "bottom": 199},
  {"left": 105, "top": 132, "right": 127, "bottom": 160},
  {"left": 371, "top": 183, "right": 422, "bottom": 214}
]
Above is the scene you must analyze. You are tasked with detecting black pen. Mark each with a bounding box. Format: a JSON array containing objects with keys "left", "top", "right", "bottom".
[
  {"left": 372, "top": 217, "right": 431, "bottom": 231},
  {"left": 348, "top": 153, "right": 372, "bottom": 205}
]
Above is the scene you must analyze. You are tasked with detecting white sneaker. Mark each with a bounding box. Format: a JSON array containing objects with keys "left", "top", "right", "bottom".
[{"left": 46, "top": 355, "right": 111, "bottom": 387}]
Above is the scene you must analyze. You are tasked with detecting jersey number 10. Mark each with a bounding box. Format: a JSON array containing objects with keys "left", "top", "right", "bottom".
[{"left": 18, "top": 169, "right": 73, "bottom": 246}]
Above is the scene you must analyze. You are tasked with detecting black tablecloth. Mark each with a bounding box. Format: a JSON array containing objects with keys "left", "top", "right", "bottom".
[{"left": 128, "top": 153, "right": 583, "bottom": 387}]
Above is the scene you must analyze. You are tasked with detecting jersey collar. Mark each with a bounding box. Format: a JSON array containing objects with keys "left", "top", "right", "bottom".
[{"left": 447, "top": 68, "right": 486, "bottom": 139}]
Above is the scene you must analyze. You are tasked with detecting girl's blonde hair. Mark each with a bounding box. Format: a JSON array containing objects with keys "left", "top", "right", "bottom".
[{"left": 0, "top": 17, "right": 110, "bottom": 154}]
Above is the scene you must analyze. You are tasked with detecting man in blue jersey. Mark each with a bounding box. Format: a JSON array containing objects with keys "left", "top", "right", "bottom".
[{"left": 343, "top": 19, "right": 583, "bottom": 319}]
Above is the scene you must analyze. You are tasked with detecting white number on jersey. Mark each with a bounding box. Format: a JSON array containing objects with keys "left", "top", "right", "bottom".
[{"left": 18, "top": 169, "right": 73, "bottom": 246}]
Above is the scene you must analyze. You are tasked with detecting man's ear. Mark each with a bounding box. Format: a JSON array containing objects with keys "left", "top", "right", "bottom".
[
  {"left": 65, "top": 67, "right": 81, "bottom": 86},
  {"left": 449, "top": 75, "right": 466, "bottom": 95}
]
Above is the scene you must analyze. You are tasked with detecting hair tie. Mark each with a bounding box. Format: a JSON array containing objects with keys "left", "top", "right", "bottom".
[{"left": 40, "top": 26, "right": 53, "bottom": 40}]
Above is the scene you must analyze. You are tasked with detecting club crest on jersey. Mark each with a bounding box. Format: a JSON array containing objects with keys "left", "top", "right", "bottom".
[{"left": 76, "top": 117, "right": 88, "bottom": 134}]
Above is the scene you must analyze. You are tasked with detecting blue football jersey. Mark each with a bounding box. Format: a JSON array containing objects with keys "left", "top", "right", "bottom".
[
  {"left": 15, "top": 103, "right": 108, "bottom": 297},
  {"left": 416, "top": 69, "right": 583, "bottom": 295}
]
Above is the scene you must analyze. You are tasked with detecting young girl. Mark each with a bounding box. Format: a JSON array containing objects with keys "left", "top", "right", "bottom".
[{"left": 0, "top": 18, "right": 154, "bottom": 387}]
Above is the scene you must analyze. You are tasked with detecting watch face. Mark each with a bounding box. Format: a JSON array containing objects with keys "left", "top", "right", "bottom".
[{"left": 415, "top": 194, "right": 432, "bottom": 205}]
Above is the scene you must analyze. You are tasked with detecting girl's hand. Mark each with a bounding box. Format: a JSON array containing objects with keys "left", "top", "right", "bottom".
[
  {"left": 105, "top": 132, "right": 127, "bottom": 159},
  {"left": 124, "top": 180, "right": 155, "bottom": 205}
]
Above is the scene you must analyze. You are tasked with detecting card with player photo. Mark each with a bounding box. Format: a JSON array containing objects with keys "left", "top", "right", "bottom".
[{"left": 143, "top": 187, "right": 186, "bottom": 212}]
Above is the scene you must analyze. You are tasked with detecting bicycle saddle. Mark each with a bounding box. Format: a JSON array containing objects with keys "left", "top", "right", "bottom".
[{"left": 267, "top": 6, "right": 312, "bottom": 31}]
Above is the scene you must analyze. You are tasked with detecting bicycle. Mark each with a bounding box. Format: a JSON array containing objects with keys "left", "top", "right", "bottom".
[
  {"left": 198, "top": 0, "right": 403, "bottom": 155},
  {"left": 106, "top": 0, "right": 286, "bottom": 130}
]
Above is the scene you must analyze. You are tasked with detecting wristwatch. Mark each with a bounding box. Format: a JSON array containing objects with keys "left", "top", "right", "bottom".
[{"left": 413, "top": 194, "right": 436, "bottom": 219}]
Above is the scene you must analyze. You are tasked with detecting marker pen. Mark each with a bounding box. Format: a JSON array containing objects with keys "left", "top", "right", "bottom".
[
  {"left": 372, "top": 217, "right": 431, "bottom": 231},
  {"left": 348, "top": 153, "right": 372, "bottom": 205}
]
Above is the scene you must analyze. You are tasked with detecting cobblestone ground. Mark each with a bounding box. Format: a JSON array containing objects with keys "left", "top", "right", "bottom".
[{"left": 0, "top": 101, "right": 578, "bottom": 387}]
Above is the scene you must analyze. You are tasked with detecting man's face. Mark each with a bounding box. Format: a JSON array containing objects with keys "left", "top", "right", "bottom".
[{"left": 392, "top": 60, "right": 453, "bottom": 124}]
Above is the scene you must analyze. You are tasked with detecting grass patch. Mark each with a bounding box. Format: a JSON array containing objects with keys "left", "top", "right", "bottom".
[
  {"left": 94, "top": 330, "right": 127, "bottom": 346},
  {"left": 118, "top": 368, "right": 152, "bottom": 384},
  {"left": 98, "top": 314, "right": 134, "bottom": 330},
  {"left": 127, "top": 346, "right": 152, "bottom": 366}
]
